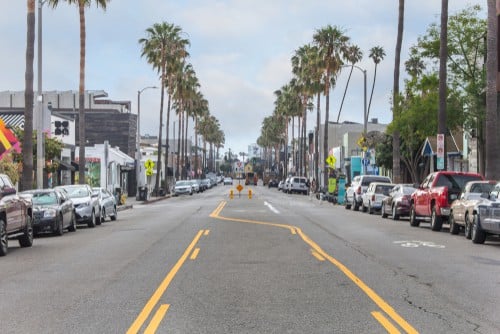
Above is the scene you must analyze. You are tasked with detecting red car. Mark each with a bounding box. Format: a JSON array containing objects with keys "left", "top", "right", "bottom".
[{"left": 381, "top": 184, "right": 417, "bottom": 220}]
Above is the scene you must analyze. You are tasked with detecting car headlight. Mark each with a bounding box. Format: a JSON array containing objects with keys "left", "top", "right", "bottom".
[{"left": 44, "top": 209, "right": 57, "bottom": 218}]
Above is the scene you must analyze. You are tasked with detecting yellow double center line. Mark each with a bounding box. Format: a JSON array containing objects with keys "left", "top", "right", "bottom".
[{"left": 211, "top": 201, "right": 418, "bottom": 334}]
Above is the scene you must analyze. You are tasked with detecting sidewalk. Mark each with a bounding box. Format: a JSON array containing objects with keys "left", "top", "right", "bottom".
[{"left": 117, "top": 194, "right": 172, "bottom": 212}]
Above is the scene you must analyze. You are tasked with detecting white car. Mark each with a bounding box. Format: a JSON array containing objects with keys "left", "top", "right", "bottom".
[
  {"left": 223, "top": 177, "right": 233, "bottom": 185},
  {"left": 173, "top": 181, "right": 193, "bottom": 196},
  {"left": 361, "top": 182, "right": 395, "bottom": 214}
]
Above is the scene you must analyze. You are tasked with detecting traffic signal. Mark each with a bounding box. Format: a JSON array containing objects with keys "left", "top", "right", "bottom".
[{"left": 54, "top": 121, "right": 69, "bottom": 136}]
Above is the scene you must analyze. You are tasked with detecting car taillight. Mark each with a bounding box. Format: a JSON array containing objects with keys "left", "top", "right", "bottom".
[
  {"left": 372, "top": 194, "right": 375, "bottom": 201},
  {"left": 401, "top": 195, "right": 409, "bottom": 205},
  {"left": 356, "top": 186, "right": 361, "bottom": 194}
]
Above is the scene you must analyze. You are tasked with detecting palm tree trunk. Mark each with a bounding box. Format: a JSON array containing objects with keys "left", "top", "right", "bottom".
[
  {"left": 315, "top": 92, "right": 320, "bottom": 190},
  {"left": 22, "top": 0, "right": 35, "bottom": 191},
  {"left": 184, "top": 112, "right": 189, "bottom": 177},
  {"left": 367, "top": 64, "right": 378, "bottom": 119},
  {"left": 78, "top": 4, "right": 86, "bottom": 185},
  {"left": 176, "top": 114, "right": 181, "bottom": 179},
  {"left": 392, "top": 0, "right": 404, "bottom": 183},
  {"left": 164, "top": 93, "right": 172, "bottom": 192},
  {"left": 323, "top": 83, "right": 330, "bottom": 188},
  {"left": 337, "top": 66, "right": 355, "bottom": 122},
  {"left": 485, "top": 0, "right": 499, "bottom": 178},
  {"left": 438, "top": 0, "right": 448, "bottom": 170},
  {"left": 155, "top": 72, "right": 165, "bottom": 193}
]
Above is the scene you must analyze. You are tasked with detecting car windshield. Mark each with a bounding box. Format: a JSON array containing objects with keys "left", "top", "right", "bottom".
[
  {"left": 469, "top": 183, "right": 495, "bottom": 194},
  {"left": 61, "top": 187, "right": 89, "bottom": 198},
  {"left": 176, "top": 181, "right": 190, "bottom": 186},
  {"left": 375, "top": 185, "right": 394, "bottom": 195},
  {"left": 31, "top": 192, "right": 57, "bottom": 205},
  {"left": 435, "top": 174, "right": 483, "bottom": 190},
  {"left": 362, "top": 177, "right": 390, "bottom": 186},
  {"left": 402, "top": 187, "right": 417, "bottom": 195}
]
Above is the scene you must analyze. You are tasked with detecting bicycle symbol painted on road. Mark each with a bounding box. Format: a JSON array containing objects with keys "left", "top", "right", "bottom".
[{"left": 393, "top": 240, "right": 445, "bottom": 248}]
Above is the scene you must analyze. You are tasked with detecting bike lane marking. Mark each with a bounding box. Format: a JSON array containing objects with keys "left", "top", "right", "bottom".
[{"left": 212, "top": 201, "right": 418, "bottom": 334}]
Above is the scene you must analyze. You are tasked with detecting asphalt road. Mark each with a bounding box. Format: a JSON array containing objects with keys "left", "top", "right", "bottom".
[{"left": 1, "top": 184, "right": 499, "bottom": 334}]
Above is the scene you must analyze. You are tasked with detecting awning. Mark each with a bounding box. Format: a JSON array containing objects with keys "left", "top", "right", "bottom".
[{"left": 57, "top": 160, "right": 75, "bottom": 171}]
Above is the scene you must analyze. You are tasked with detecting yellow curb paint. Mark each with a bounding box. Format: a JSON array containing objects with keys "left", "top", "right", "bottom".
[
  {"left": 204, "top": 230, "right": 210, "bottom": 236},
  {"left": 144, "top": 304, "right": 170, "bottom": 334},
  {"left": 371, "top": 311, "right": 401, "bottom": 334},
  {"left": 126, "top": 230, "right": 204, "bottom": 334},
  {"left": 190, "top": 248, "right": 200, "bottom": 260}
]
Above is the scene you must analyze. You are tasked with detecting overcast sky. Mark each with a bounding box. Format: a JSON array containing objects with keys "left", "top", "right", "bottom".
[{"left": 0, "top": 1, "right": 480, "bottom": 157}]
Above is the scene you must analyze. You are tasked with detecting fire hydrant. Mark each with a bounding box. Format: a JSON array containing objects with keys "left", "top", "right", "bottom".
[
  {"left": 230, "top": 189, "right": 234, "bottom": 199},
  {"left": 248, "top": 189, "right": 252, "bottom": 199}
]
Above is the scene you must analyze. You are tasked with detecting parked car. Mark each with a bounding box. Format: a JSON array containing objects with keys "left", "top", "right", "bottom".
[
  {"left": 409, "top": 171, "right": 484, "bottom": 231},
  {"left": 461, "top": 182, "right": 500, "bottom": 244},
  {"left": 189, "top": 179, "right": 201, "bottom": 193},
  {"left": 223, "top": 177, "right": 233, "bottom": 185},
  {"left": 55, "top": 184, "right": 100, "bottom": 227},
  {"left": 201, "top": 178, "right": 212, "bottom": 189},
  {"left": 283, "top": 177, "right": 292, "bottom": 193},
  {"left": 0, "top": 174, "right": 33, "bottom": 256},
  {"left": 22, "top": 189, "right": 76, "bottom": 235},
  {"left": 288, "top": 176, "right": 309, "bottom": 195},
  {"left": 361, "top": 182, "right": 395, "bottom": 214},
  {"left": 381, "top": 184, "right": 417, "bottom": 220},
  {"left": 448, "top": 180, "right": 497, "bottom": 236},
  {"left": 173, "top": 180, "right": 194, "bottom": 196},
  {"left": 268, "top": 179, "right": 279, "bottom": 188},
  {"left": 277, "top": 180, "right": 284, "bottom": 191},
  {"left": 345, "top": 175, "right": 392, "bottom": 211},
  {"left": 92, "top": 187, "right": 117, "bottom": 222}
]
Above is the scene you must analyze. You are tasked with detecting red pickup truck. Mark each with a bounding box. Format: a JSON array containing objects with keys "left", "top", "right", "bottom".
[{"left": 409, "top": 171, "right": 483, "bottom": 231}]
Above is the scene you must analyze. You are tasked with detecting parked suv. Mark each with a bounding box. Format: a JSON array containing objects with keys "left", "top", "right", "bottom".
[
  {"left": 345, "top": 175, "right": 392, "bottom": 211},
  {"left": 0, "top": 174, "right": 33, "bottom": 256},
  {"left": 288, "top": 176, "right": 308, "bottom": 195}
]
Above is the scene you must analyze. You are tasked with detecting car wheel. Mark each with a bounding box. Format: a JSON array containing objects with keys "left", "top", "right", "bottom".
[
  {"left": 392, "top": 205, "right": 400, "bottom": 221},
  {"left": 87, "top": 211, "right": 96, "bottom": 228},
  {"left": 449, "top": 212, "right": 460, "bottom": 235},
  {"left": 409, "top": 205, "right": 420, "bottom": 227},
  {"left": 471, "top": 214, "right": 486, "bottom": 244},
  {"left": 100, "top": 208, "right": 106, "bottom": 223},
  {"left": 55, "top": 214, "right": 64, "bottom": 236},
  {"left": 111, "top": 207, "right": 117, "bottom": 221},
  {"left": 464, "top": 213, "right": 472, "bottom": 239},
  {"left": 19, "top": 215, "right": 33, "bottom": 248},
  {"left": 362, "top": 203, "right": 368, "bottom": 213},
  {"left": 430, "top": 206, "right": 443, "bottom": 231},
  {"left": 0, "top": 220, "right": 8, "bottom": 256},
  {"left": 381, "top": 204, "right": 387, "bottom": 218},
  {"left": 353, "top": 201, "right": 359, "bottom": 211},
  {"left": 68, "top": 211, "right": 77, "bottom": 232}
]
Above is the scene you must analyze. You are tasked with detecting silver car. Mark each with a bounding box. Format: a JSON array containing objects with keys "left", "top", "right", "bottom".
[
  {"left": 55, "top": 185, "right": 100, "bottom": 227},
  {"left": 92, "top": 187, "right": 118, "bottom": 222},
  {"left": 174, "top": 180, "right": 193, "bottom": 196}
]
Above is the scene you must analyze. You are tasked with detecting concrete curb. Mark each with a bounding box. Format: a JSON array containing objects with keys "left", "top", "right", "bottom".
[{"left": 117, "top": 194, "right": 172, "bottom": 212}]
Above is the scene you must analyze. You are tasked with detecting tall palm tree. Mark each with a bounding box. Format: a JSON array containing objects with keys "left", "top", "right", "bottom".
[
  {"left": 22, "top": 0, "right": 36, "bottom": 191},
  {"left": 367, "top": 46, "right": 385, "bottom": 122},
  {"left": 393, "top": 0, "right": 405, "bottom": 183},
  {"left": 485, "top": 0, "right": 499, "bottom": 178},
  {"left": 139, "top": 22, "right": 187, "bottom": 192},
  {"left": 438, "top": 0, "right": 448, "bottom": 170},
  {"left": 337, "top": 45, "right": 363, "bottom": 122},
  {"left": 48, "top": 0, "right": 110, "bottom": 184},
  {"left": 313, "top": 25, "right": 350, "bottom": 187}
]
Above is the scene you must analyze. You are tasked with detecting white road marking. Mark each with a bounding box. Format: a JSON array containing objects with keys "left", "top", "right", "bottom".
[
  {"left": 264, "top": 201, "right": 280, "bottom": 214},
  {"left": 393, "top": 240, "right": 445, "bottom": 248}
]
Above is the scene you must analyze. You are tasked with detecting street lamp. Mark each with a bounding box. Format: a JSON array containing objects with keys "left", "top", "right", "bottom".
[{"left": 136, "top": 86, "right": 157, "bottom": 200}]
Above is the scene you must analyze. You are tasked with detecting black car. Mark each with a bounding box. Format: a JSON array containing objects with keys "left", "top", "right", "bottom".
[
  {"left": 22, "top": 189, "right": 76, "bottom": 235},
  {"left": 268, "top": 179, "right": 279, "bottom": 188}
]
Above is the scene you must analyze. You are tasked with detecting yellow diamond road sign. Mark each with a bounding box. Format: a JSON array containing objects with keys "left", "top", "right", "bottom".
[
  {"left": 236, "top": 184, "right": 243, "bottom": 192},
  {"left": 326, "top": 155, "right": 336, "bottom": 167},
  {"left": 144, "top": 159, "right": 155, "bottom": 169}
]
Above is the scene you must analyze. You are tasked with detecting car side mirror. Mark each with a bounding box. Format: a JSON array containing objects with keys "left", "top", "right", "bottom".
[{"left": 1, "top": 187, "right": 16, "bottom": 197}]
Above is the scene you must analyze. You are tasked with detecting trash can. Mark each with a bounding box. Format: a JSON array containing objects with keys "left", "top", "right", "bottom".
[
  {"left": 139, "top": 186, "right": 148, "bottom": 201},
  {"left": 115, "top": 187, "right": 122, "bottom": 204}
]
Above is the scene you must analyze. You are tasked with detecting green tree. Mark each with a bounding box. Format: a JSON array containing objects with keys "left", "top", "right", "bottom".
[
  {"left": 367, "top": 46, "right": 386, "bottom": 120},
  {"left": 22, "top": 0, "right": 36, "bottom": 191},
  {"left": 47, "top": 0, "right": 110, "bottom": 184},
  {"left": 139, "top": 22, "right": 189, "bottom": 191},
  {"left": 313, "top": 25, "right": 350, "bottom": 187}
]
